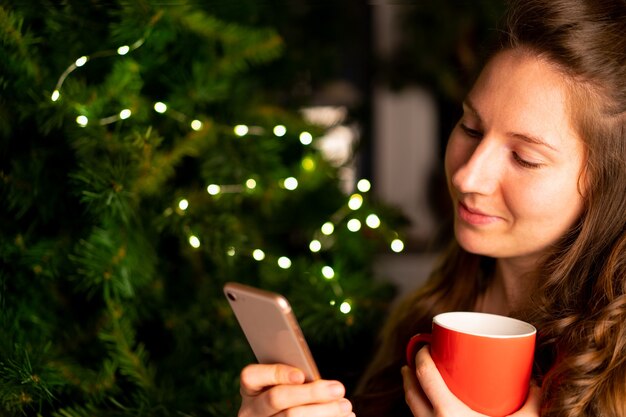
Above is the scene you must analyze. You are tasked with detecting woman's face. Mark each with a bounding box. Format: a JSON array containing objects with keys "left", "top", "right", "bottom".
[{"left": 445, "top": 49, "right": 586, "bottom": 261}]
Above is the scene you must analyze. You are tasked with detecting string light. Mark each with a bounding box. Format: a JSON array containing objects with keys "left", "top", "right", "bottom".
[
  {"left": 207, "top": 184, "right": 221, "bottom": 195},
  {"left": 321, "top": 266, "right": 335, "bottom": 279},
  {"left": 339, "top": 301, "right": 352, "bottom": 314},
  {"left": 347, "top": 219, "right": 361, "bottom": 232},
  {"left": 391, "top": 238, "right": 405, "bottom": 253},
  {"left": 75, "top": 56, "right": 88, "bottom": 67},
  {"left": 53, "top": 38, "right": 411, "bottom": 318},
  {"left": 277, "top": 256, "right": 292, "bottom": 269},
  {"left": 190, "top": 119, "right": 203, "bottom": 131},
  {"left": 234, "top": 125, "right": 248, "bottom": 136},
  {"left": 301, "top": 156, "right": 315, "bottom": 172},
  {"left": 76, "top": 115, "right": 88, "bottom": 127},
  {"left": 365, "top": 214, "right": 381, "bottom": 229},
  {"left": 119, "top": 109, "right": 132, "bottom": 120},
  {"left": 321, "top": 222, "right": 334, "bottom": 235},
  {"left": 309, "top": 239, "right": 322, "bottom": 252},
  {"left": 245, "top": 178, "right": 257, "bottom": 189},
  {"left": 51, "top": 37, "right": 145, "bottom": 110},
  {"left": 283, "top": 177, "right": 298, "bottom": 190},
  {"left": 188, "top": 235, "right": 201, "bottom": 248},
  {"left": 154, "top": 102, "right": 167, "bottom": 113},
  {"left": 299, "top": 131, "right": 313, "bottom": 145},
  {"left": 348, "top": 194, "right": 363, "bottom": 210},
  {"left": 357, "top": 179, "right": 371, "bottom": 193},
  {"left": 273, "top": 125, "right": 287, "bottom": 137}
]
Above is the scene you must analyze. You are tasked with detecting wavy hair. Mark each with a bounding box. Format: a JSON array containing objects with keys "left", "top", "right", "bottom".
[
  {"left": 503, "top": 0, "right": 626, "bottom": 415},
  {"left": 352, "top": 1, "right": 626, "bottom": 416}
]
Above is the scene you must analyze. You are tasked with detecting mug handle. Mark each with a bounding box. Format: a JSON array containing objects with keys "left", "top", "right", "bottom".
[{"left": 406, "top": 333, "right": 432, "bottom": 369}]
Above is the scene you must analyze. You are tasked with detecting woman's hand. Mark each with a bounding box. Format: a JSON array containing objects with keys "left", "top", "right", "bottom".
[
  {"left": 238, "top": 363, "right": 355, "bottom": 417},
  {"left": 401, "top": 346, "right": 540, "bottom": 417}
]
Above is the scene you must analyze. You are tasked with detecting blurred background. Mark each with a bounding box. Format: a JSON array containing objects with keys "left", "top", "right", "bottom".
[
  {"left": 245, "top": 0, "right": 505, "bottom": 295},
  {"left": 0, "top": 1, "right": 503, "bottom": 415}
]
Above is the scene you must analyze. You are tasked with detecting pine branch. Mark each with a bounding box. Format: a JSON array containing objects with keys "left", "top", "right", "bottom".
[
  {"left": 0, "top": 343, "right": 63, "bottom": 415},
  {"left": 0, "top": 6, "right": 41, "bottom": 85},
  {"left": 168, "top": 8, "right": 284, "bottom": 73},
  {"left": 98, "top": 299, "right": 156, "bottom": 402}
]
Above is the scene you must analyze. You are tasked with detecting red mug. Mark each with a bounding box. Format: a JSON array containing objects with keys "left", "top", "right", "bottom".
[{"left": 406, "top": 312, "right": 536, "bottom": 417}]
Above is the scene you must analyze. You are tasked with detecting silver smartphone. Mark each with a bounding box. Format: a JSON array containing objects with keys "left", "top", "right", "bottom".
[{"left": 224, "top": 282, "right": 320, "bottom": 382}]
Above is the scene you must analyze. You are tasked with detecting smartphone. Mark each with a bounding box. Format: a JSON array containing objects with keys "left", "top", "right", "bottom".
[{"left": 223, "top": 282, "right": 320, "bottom": 382}]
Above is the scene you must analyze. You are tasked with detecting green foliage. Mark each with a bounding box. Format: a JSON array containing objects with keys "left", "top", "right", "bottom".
[{"left": 0, "top": 1, "right": 399, "bottom": 415}]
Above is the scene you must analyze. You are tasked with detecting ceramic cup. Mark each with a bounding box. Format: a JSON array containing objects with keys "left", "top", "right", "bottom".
[{"left": 406, "top": 311, "right": 536, "bottom": 417}]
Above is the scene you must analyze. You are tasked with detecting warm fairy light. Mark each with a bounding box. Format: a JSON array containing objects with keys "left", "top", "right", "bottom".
[
  {"left": 357, "top": 179, "right": 371, "bottom": 193},
  {"left": 273, "top": 125, "right": 287, "bottom": 137},
  {"left": 207, "top": 184, "right": 221, "bottom": 195},
  {"left": 51, "top": 90, "right": 60, "bottom": 102},
  {"left": 234, "top": 125, "right": 249, "bottom": 136},
  {"left": 76, "top": 115, "right": 88, "bottom": 127},
  {"left": 188, "top": 235, "right": 201, "bottom": 248},
  {"left": 309, "top": 239, "right": 321, "bottom": 252},
  {"left": 227, "top": 247, "right": 236, "bottom": 256},
  {"left": 348, "top": 194, "right": 363, "bottom": 210},
  {"left": 283, "top": 177, "right": 298, "bottom": 190},
  {"left": 117, "top": 45, "right": 130, "bottom": 55},
  {"left": 366, "top": 214, "right": 381, "bottom": 229},
  {"left": 154, "top": 102, "right": 167, "bottom": 113},
  {"left": 340, "top": 301, "right": 352, "bottom": 314},
  {"left": 330, "top": 300, "right": 336, "bottom": 306},
  {"left": 190, "top": 119, "right": 203, "bottom": 131},
  {"left": 322, "top": 266, "right": 335, "bottom": 279},
  {"left": 301, "top": 156, "right": 315, "bottom": 172},
  {"left": 391, "top": 239, "right": 405, "bottom": 253},
  {"left": 347, "top": 219, "right": 361, "bottom": 232},
  {"left": 75, "top": 56, "right": 88, "bottom": 67},
  {"left": 245, "top": 178, "right": 257, "bottom": 189},
  {"left": 119, "top": 109, "right": 131, "bottom": 119},
  {"left": 178, "top": 199, "right": 189, "bottom": 210},
  {"left": 299, "top": 131, "right": 313, "bottom": 145},
  {"left": 252, "top": 249, "right": 265, "bottom": 261},
  {"left": 321, "top": 222, "right": 334, "bottom": 235},
  {"left": 277, "top": 256, "right": 292, "bottom": 269}
]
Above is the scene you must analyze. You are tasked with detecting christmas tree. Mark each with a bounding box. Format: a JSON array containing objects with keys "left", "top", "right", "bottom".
[{"left": 0, "top": 2, "right": 402, "bottom": 415}]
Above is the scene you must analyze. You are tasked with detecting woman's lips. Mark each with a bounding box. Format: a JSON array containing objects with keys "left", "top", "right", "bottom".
[{"left": 457, "top": 202, "right": 500, "bottom": 225}]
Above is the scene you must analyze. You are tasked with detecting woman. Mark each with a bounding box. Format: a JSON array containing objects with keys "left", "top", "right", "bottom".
[{"left": 237, "top": 0, "right": 626, "bottom": 416}]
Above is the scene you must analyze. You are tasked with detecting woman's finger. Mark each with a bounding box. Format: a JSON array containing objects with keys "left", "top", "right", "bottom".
[
  {"left": 239, "top": 364, "right": 348, "bottom": 417},
  {"left": 402, "top": 365, "right": 434, "bottom": 417},
  {"left": 240, "top": 363, "right": 305, "bottom": 396},
  {"left": 412, "top": 347, "right": 486, "bottom": 417},
  {"left": 413, "top": 346, "right": 459, "bottom": 412},
  {"left": 271, "top": 399, "right": 355, "bottom": 417},
  {"left": 260, "top": 379, "right": 347, "bottom": 409}
]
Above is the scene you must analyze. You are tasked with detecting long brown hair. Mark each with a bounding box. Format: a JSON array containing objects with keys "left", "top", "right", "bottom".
[
  {"left": 504, "top": 0, "right": 626, "bottom": 415},
  {"left": 353, "top": 1, "right": 626, "bottom": 416}
]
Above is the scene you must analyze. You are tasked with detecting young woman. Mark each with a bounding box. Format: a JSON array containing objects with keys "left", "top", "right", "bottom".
[{"left": 237, "top": 0, "right": 626, "bottom": 416}]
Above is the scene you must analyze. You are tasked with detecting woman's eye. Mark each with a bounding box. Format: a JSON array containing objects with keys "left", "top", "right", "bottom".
[
  {"left": 512, "top": 152, "right": 542, "bottom": 169},
  {"left": 460, "top": 124, "right": 483, "bottom": 139}
]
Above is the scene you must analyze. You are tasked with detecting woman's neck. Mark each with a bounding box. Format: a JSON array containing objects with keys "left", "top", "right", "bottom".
[{"left": 477, "top": 256, "right": 539, "bottom": 316}]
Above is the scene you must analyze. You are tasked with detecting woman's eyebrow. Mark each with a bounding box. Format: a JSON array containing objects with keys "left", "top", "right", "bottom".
[
  {"left": 509, "top": 132, "right": 558, "bottom": 152},
  {"left": 464, "top": 97, "right": 558, "bottom": 152}
]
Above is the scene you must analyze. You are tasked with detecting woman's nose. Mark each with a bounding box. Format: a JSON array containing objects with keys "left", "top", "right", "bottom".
[{"left": 451, "top": 141, "right": 501, "bottom": 195}]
